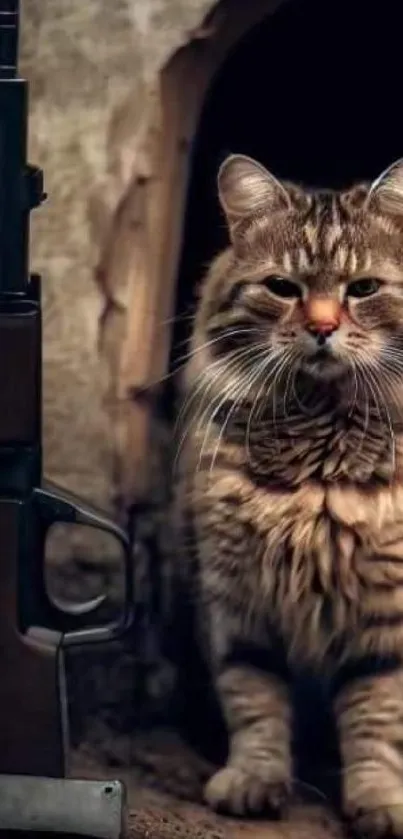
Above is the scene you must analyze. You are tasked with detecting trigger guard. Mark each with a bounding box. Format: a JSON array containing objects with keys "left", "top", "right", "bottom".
[{"left": 49, "top": 592, "right": 106, "bottom": 617}]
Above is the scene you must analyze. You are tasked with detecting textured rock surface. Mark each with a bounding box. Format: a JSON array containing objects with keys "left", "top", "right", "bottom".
[{"left": 18, "top": 0, "right": 215, "bottom": 563}]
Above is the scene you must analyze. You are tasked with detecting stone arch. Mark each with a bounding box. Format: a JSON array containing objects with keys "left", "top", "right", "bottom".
[{"left": 95, "top": 0, "right": 288, "bottom": 505}]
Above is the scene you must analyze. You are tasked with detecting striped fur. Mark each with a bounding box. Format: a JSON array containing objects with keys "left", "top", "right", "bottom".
[{"left": 173, "top": 155, "right": 403, "bottom": 835}]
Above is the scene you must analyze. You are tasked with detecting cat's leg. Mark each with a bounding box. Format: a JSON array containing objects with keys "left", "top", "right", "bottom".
[
  {"left": 203, "top": 612, "right": 293, "bottom": 817},
  {"left": 333, "top": 660, "right": 403, "bottom": 838}
]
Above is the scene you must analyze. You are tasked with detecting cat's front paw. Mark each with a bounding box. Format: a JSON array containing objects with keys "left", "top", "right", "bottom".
[
  {"left": 204, "top": 764, "right": 291, "bottom": 817},
  {"left": 343, "top": 773, "right": 403, "bottom": 838}
]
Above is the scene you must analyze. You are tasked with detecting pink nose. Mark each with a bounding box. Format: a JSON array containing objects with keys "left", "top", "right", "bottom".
[
  {"left": 304, "top": 297, "right": 341, "bottom": 338},
  {"left": 307, "top": 320, "right": 338, "bottom": 337}
]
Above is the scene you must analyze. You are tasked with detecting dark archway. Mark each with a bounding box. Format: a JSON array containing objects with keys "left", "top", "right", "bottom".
[
  {"left": 172, "top": 0, "right": 403, "bottom": 365},
  {"left": 167, "top": 0, "right": 403, "bottom": 771}
]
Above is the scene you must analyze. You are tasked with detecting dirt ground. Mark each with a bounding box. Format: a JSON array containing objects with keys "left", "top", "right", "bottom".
[{"left": 72, "top": 729, "right": 347, "bottom": 839}]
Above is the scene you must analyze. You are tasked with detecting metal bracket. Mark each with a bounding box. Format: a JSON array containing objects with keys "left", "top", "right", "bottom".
[{"left": 0, "top": 775, "right": 127, "bottom": 837}]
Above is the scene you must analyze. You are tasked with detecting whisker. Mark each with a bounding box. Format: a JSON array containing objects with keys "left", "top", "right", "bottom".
[
  {"left": 244, "top": 352, "right": 286, "bottom": 467},
  {"left": 292, "top": 777, "right": 329, "bottom": 804},
  {"left": 208, "top": 353, "right": 272, "bottom": 476},
  {"left": 368, "top": 369, "right": 396, "bottom": 475},
  {"left": 283, "top": 351, "right": 298, "bottom": 422},
  {"left": 158, "top": 311, "right": 196, "bottom": 329},
  {"left": 354, "top": 364, "right": 371, "bottom": 464},
  {"left": 347, "top": 358, "right": 359, "bottom": 419},
  {"left": 196, "top": 379, "right": 253, "bottom": 475},
  {"left": 356, "top": 357, "right": 396, "bottom": 474},
  {"left": 269, "top": 350, "right": 297, "bottom": 454},
  {"left": 174, "top": 343, "right": 256, "bottom": 436},
  {"left": 174, "top": 328, "right": 258, "bottom": 371},
  {"left": 172, "top": 344, "right": 266, "bottom": 476},
  {"left": 155, "top": 327, "right": 262, "bottom": 388},
  {"left": 196, "top": 346, "right": 279, "bottom": 474},
  {"left": 194, "top": 343, "right": 270, "bottom": 438}
]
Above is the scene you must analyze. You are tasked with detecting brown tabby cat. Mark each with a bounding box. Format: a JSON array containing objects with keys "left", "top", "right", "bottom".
[{"left": 172, "top": 153, "right": 403, "bottom": 837}]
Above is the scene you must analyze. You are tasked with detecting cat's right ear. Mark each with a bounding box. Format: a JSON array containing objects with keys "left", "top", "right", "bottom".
[
  {"left": 365, "top": 158, "right": 403, "bottom": 217},
  {"left": 217, "top": 154, "right": 291, "bottom": 234}
]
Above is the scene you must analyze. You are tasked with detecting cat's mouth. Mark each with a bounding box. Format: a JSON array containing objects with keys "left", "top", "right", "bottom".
[
  {"left": 310, "top": 347, "right": 330, "bottom": 360},
  {"left": 301, "top": 344, "right": 345, "bottom": 379}
]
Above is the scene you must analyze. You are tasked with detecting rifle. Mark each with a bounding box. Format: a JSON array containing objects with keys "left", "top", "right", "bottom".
[{"left": 0, "top": 1, "right": 133, "bottom": 835}]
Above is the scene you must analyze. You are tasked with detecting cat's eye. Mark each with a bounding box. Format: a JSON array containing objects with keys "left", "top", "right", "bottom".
[
  {"left": 263, "top": 276, "right": 302, "bottom": 299},
  {"left": 347, "top": 278, "right": 381, "bottom": 298}
]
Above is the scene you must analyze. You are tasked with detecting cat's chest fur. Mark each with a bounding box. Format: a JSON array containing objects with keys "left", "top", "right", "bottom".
[
  {"left": 225, "top": 402, "right": 397, "bottom": 485},
  {"left": 194, "top": 425, "right": 403, "bottom": 668}
]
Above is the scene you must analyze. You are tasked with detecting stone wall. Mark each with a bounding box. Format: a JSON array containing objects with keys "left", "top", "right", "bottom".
[{"left": 18, "top": 0, "right": 215, "bottom": 564}]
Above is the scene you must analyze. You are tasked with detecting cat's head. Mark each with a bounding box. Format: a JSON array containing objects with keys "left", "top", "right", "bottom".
[{"left": 194, "top": 154, "right": 403, "bottom": 409}]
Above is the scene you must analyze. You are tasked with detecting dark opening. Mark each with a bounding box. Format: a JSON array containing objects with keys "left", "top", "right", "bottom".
[
  {"left": 171, "top": 0, "right": 403, "bottom": 367},
  {"left": 168, "top": 0, "right": 401, "bottom": 771}
]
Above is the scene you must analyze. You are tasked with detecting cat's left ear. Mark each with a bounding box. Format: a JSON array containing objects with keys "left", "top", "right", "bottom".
[
  {"left": 366, "top": 158, "right": 403, "bottom": 217},
  {"left": 217, "top": 154, "right": 291, "bottom": 235}
]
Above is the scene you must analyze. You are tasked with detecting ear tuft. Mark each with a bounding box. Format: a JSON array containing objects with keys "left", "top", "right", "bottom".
[
  {"left": 366, "top": 158, "right": 403, "bottom": 217},
  {"left": 217, "top": 154, "right": 291, "bottom": 228}
]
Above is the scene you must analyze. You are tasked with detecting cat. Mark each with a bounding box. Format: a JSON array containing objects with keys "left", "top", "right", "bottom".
[{"left": 171, "top": 153, "right": 403, "bottom": 838}]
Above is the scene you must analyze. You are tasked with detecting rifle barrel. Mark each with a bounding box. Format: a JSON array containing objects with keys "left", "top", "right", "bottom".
[{"left": 0, "top": 0, "right": 18, "bottom": 79}]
